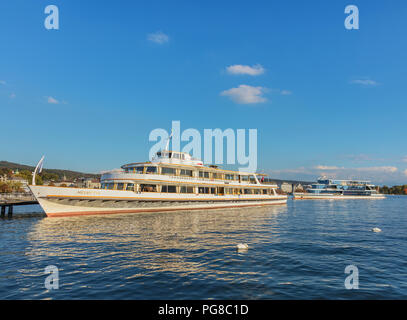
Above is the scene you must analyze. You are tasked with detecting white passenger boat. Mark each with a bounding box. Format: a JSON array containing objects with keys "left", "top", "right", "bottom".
[
  {"left": 29, "top": 151, "right": 287, "bottom": 217},
  {"left": 293, "top": 177, "right": 385, "bottom": 200}
]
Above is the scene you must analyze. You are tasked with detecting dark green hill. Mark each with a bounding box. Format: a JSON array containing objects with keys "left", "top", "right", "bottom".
[{"left": 0, "top": 161, "right": 99, "bottom": 181}]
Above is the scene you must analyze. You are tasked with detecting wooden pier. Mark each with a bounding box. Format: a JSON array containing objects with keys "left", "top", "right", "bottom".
[{"left": 0, "top": 193, "right": 38, "bottom": 217}]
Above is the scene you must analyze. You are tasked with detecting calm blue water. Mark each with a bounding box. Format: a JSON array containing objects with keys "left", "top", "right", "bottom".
[{"left": 1, "top": 196, "right": 406, "bottom": 299}]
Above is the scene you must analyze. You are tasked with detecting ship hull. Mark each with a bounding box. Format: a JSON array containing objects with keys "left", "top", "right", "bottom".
[
  {"left": 30, "top": 185, "right": 287, "bottom": 217},
  {"left": 293, "top": 193, "right": 386, "bottom": 200}
]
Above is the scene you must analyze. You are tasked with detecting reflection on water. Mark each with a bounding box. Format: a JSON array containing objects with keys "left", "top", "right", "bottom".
[
  {"left": 2, "top": 197, "right": 407, "bottom": 299},
  {"left": 27, "top": 206, "right": 285, "bottom": 280}
]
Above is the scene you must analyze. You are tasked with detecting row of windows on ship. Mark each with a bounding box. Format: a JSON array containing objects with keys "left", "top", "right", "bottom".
[
  {"left": 100, "top": 183, "right": 274, "bottom": 195},
  {"left": 123, "top": 166, "right": 260, "bottom": 182}
]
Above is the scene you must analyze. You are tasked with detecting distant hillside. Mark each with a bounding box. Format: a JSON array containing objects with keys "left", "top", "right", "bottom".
[
  {"left": 0, "top": 161, "right": 100, "bottom": 181},
  {"left": 1, "top": 160, "right": 312, "bottom": 185}
]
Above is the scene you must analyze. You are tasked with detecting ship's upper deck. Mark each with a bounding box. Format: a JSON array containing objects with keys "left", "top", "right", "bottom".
[
  {"left": 317, "top": 177, "right": 373, "bottom": 186},
  {"left": 121, "top": 150, "right": 266, "bottom": 177}
]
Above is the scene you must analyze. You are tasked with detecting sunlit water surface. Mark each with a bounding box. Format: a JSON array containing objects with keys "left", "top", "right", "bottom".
[{"left": 1, "top": 196, "right": 406, "bottom": 299}]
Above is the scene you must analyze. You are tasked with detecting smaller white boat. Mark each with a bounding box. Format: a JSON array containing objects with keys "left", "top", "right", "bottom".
[{"left": 293, "top": 177, "right": 385, "bottom": 200}]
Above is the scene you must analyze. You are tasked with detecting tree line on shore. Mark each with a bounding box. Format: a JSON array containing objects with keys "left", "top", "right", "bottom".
[
  {"left": 0, "top": 161, "right": 100, "bottom": 193},
  {"left": 0, "top": 168, "right": 68, "bottom": 193},
  {"left": 2, "top": 166, "right": 406, "bottom": 195},
  {"left": 379, "top": 185, "right": 407, "bottom": 195}
]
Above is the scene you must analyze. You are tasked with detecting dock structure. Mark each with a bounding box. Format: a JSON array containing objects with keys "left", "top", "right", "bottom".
[{"left": 0, "top": 193, "right": 38, "bottom": 217}]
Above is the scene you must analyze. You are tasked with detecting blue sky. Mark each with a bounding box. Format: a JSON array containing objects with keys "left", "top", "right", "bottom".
[{"left": 1, "top": 0, "right": 406, "bottom": 185}]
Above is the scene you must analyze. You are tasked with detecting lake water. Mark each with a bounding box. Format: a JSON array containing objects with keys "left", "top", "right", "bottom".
[{"left": 1, "top": 196, "right": 406, "bottom": 299}]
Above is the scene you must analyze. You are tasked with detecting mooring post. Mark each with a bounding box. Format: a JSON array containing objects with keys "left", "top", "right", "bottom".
[
  {"left": 1, "top": 205, "right": 5, "bottom": 217},
  {"left": 7, "top": 205, "right": 13, "bottom": 217}
]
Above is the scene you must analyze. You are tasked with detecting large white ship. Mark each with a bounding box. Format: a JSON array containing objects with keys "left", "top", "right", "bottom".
[{"left": 29, "top": 151, "right": 287, "bottom": 217}]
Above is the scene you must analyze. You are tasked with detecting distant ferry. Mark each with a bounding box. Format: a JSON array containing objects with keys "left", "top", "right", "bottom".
[
  {"left": 29, "top": 150, "right": 287, "bottom": 217},
  {"left": 293, "top": 177, "right": 385, "bottom": 200}
]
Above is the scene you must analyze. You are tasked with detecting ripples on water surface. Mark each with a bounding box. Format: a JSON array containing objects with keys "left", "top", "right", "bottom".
[{"left": 1, "top": 197, "right": 406, "bottom": 299}]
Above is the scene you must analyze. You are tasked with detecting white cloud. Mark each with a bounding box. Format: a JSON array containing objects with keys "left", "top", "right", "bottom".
[
  {"left": 315, "top": 165, "right": 397, "bottom": 173},
  {"left": 314, "top": 165, "right": 343, "bottom": 170},
  {"left": 402, "top": 156, "right": 407, "bottom": 163},
  {"left": 147, "top": 31, "right": 169, "bottom": 44},
  {"left": 47, "top": 96, "right": 59, "bottom": 104},
  {"left": 0, "top": 80, "right": 6, "bottom": 85},
  {"left": 350, "top": 79, "right": 379, "bottom": 86},
  {"left": 226, "top": 64, "right": 265, "bottom": 76},
  {"left": 355, "top": 166, "right": 398, "bottom": 173},
  {"left": 280, "top": 90, "right": 292, "bottom": 95},
  {"left": 221, "top": 85, "right": 267, "bottom": 104},
  {"left": 344, "top": 154, "right": 375, "bottom": 162}
]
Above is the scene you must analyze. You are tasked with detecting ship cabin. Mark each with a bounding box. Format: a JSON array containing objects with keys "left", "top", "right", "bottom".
[
  {"left": 100, "top": 150, "right": 278, "bottom": 196},
  {"left": 307, "top": 177, "right": 379, "bottom": 195}
]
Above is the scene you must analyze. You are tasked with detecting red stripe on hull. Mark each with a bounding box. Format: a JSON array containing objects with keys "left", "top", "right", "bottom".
[{"left": 46, "top": 202, "right": 286, "bottom": 217}]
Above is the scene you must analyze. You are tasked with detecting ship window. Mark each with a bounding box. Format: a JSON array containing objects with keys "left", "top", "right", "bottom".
[
  {"left": 263, "top": 189, "right": 268, "bottom": 194},
  {"left": 180, "top": 169, "right": 192, "bottom": 176},
  {"left": 173, "top": 153, "right": 180, "bottom": 159},
  {"left": 116, "top": 183, "right": 124, "bottom": 190},
  {"left": 126, "top": 183, "right": 135, "bottom": 191},
  {"left": 107, "top": 183, "right": 114, "bottom": 190},
  {"left": 244, "top": 189, "right": 252, "bottom": 194},
  {"left": 135, "top": 167, "right": 144, "bottom": 173},
  {"left": 146, "top": 166, "right": 157, "bottom": 174},
  {"left": 140, "top": 184, "right": 157, "bottom": 192},
  {"left": 241, "top": 175, "right": 249, "bottom": 181},
  {"left": 199, "top": 171, "right": 210, "bottom": 179},
  {"left": 180, "top": 186, "right": 194, "bottom": 193},
  {"left": 254, "top": 189, "right": 261, "bottom": 194},
  {"left": 161, "top": 167, "right": 176, "bottom": 175},
  {"left": 198, "top": 187, "right": 210, "bottom": 194},
  {"left": 161, "top": 185, "right": 176, "bottom": 193}
]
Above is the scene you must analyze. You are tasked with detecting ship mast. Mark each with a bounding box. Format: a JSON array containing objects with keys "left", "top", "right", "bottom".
[{"left": 32, "top": 155, "right": 45, "bottom": 185}]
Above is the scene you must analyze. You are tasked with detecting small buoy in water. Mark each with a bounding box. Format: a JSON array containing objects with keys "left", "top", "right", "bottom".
[
  {"left": 236, "top": 243, "right": 249, "bottom": 251},
  {"left": 372, "top": 227, "right": 382, "bottom": 233}
]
